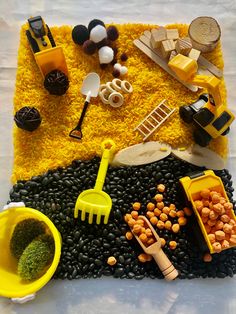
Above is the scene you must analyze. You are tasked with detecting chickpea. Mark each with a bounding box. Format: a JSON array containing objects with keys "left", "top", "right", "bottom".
[
  {"left": 147, "top": 238, "right": 155, "bottom": 246},
  {"left": 132, "top": 202, "right": 141, "bottom": 211},
  {"left": 229, "top": 235, "right": 236, "bottom": 244},
  {"left": 215, "top": 230, "right": 225, "bottom": 241},
  {"left": 107, "top": 256, "right": 117, "bottom": 266},
  {"left": 224, "top": 202, "right": 233, "bottom": 211},
  {"left": 162, "top": 206, "right": 170, "bottom": 215},
  {"left": 229, "top": 219, "right": 236, "bottom": 226},
  {"left": 209, "top": 210, "right": 218, "bottom": 220},
  {"left": 176, "top": 210, "right": 185, "bottom": 217},
  {"left": 138, "top": 253, "right": 151, "bottom": 263},
  {"left": 215, "top": 220, "right": 224, "bottom": 230},
  {"left": 160, "top": 213, "right": 168, "bottom": 222},
  {"left": 195, "top": 200, "right": 203, "bottom": 211},
  {"left": 145, "top": 228, "right": 153, "bottom": 237},
  {"left": 157, "top": 184, "right": 165, "bottom": 193},
  {"left": 154, "top": 208, "right": 162, "bottom": 216},
  {"left": 207, "top": 219, "right": 216, "bottom": 227},
  {"left": 125, "top": 231, "right": 133, "bottom": 240},
  {"left": 200, "top": 189, "right": 210, "bottom": 199},
  {"left": 146, "top": 202, "right": 155, "bottom": 211},
  {"left": 183, "top": 207, "right": 192, "bottom": 216},
  {"left": 156, "top": 202, "right": 164, "bottom": 210},
  {"left": 202, "top": 216, "right": 208, "bottom": 224},
  {"left": 133, "top": 224, "right": 142, "bottom": 234},
  {"left": 146, "top": 211, "right": 155, "bottom": 219},
  {"left": 136, "top": 219, "right": 145, "bottom": 226},
  {"left": 141, "top": 227, "right": 146, "bottom": 233},
  {"left": 139, "top": 233, "right": 148, "bottom": 243},
  {"left": 178, "top": 217, "right": 187, "bottom": 226},
  {"left": 169, "top": 209, "right": 177, "bottom": 218},
  {"left": 128, "top": 218, "right": 136, "bottom": 227},
  {"left": 202, "top": 199, "right": 210, "bottom": 207},
  {"left": 203, "top": 253, "right": 212, "bottom": 262},
  {"left": 157, "top": 220, "right": 165, "bottom": 229},
  {"left": 154, "top": 194, "right": 163, "bottom": 202},
  {"left": 208, "top": 233, "right": 215, "bottom": 244},
  {"left": 204, "top": 224, "right": 211, "bottom": 234},
  {"left": 219, "top": 197, "right": 226, "bottom": 205},
  {"left": 169, "top": 241, "right": 177, "bottom": 250},
  {"left": 213, "top": 204, "right": 224, "bottom": 214},
  {"left": 164, "top": 220, "right": 172, "bottom": 230},
  {"left": 201, "top": 207, "right": 210, "bottom": 217},
  {"left": 223, "top": 223, "right": 233, "bottom": 234},
  {"left": 221, "top": 239, "right": 230, "bottom": 249},
  {"left": 212, "top": 242, "right": 222, "bottom": 253},
  {"left": 131, "top": 210, "right": 139, "bottom": 220},
  {"left": 212, "top": 194, "right": 220, "bottom": 204},
  {"left": 150, "top": 216, "right": 158, "bottom": 225},
  {"left": 124, "top": 213, "right": 132, "bottom": 222},
  {"left": 160, "top": 238, "right": 166, "bottom": 247},
  {"left": 169, "top": 204, "right": 176, "bottom": 210},
  {"left": 172, "top": 223, "right": 180, "bottom": 233},
  {"left": 220, "top": 215, "right": 230, "bottom": 223}
]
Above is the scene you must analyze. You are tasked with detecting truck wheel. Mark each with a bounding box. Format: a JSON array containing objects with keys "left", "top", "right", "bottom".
[
  {"left": 193, "top": 128, "right": 212, "bottom": 147},
  {"left": 26, "top": 30, "right": 40, "bottom": 53},
  {"left": 179, "top": 105, "right": 194, "bottom": 123},
  {"left": 222, "top": 127, "right": 230, "bottom": 136}
]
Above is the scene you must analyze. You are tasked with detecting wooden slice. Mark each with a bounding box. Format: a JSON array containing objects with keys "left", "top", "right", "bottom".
[
  {"left": 111, "top": 141, "right": 171, "bottom": 166},
  {"left": 171, "top": 144, "right": 225, "bottom": 170},
  {"left": 188, "top": 17, "right": 221, "bottom": 52}
]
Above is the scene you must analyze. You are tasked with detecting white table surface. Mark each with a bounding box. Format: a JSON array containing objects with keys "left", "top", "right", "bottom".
[{"left": 0, "top": 0, "right": 236, "bottom": 313}]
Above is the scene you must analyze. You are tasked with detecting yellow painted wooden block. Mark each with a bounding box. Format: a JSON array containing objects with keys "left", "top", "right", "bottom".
[{"left": 166, "top": 29, "right": 179, "bottom": 40}]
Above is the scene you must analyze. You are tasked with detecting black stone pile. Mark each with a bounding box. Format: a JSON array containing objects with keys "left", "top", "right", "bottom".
[{"left": 9, "top": 155, "right": 236, "bottom": 280}]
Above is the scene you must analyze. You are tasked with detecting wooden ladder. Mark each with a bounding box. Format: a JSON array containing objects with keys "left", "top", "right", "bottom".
[{"left": 134, "top": 99, "right": 175, "bottom": 141}]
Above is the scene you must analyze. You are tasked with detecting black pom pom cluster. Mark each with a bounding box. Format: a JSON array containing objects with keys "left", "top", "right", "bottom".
[
  {"left": 9, "top": 156, "right": 236, "bottom": 280},
  {"left": 72, "top": 19, "right": 119, "bottom": 65}
]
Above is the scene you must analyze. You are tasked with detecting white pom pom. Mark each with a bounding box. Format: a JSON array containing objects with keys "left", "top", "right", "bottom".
[
  {"left": 98, "top": 46, "right": 114, "bottom": 64},
  {"left": 120, "top": 66, "right": 128, "bottom": 75},
  {"left": 114, "top": 63, "right": 122, "bottom": 71},
  {"left": 90, "top": 25, "right": 107, "bottom": 43}
]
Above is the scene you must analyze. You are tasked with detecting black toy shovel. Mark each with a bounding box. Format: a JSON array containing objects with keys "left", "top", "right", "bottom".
[{"left": 69, "top": 72, "right": 100, "bottom": 140}]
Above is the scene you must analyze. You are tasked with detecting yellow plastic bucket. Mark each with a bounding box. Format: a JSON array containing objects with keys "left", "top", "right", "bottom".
[{"left": 0, "top": 206, "right": 61, "bottom": 298}]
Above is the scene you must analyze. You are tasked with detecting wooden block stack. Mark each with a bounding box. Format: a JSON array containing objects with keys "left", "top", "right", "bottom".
[{"left": 151, "top": 27, "right": 167, "bottom": 48}]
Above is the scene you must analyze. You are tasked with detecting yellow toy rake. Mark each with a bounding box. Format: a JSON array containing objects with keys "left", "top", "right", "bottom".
[{"left": 74, "top": 139, "right": 116, "bottom": 224}]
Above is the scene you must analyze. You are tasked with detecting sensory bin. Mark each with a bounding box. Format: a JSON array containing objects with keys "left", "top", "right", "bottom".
[{"left": 8, "top": 20, "right": 236, "bottom": 284}]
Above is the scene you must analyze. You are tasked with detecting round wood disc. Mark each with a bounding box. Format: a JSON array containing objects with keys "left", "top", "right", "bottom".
[
  {"left": 172, "top": 144, "right": 225, "bottom": 170},
  {"left": 111, "top": 141, "right": 171, "bottom": 166},
  {"left": 188, "top": 16, "right": 221, "bottom": 52}
]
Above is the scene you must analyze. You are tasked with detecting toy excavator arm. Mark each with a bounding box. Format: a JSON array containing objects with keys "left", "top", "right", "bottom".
[{"left": 168, "top": 54, "right": 222, "bottom": 107}]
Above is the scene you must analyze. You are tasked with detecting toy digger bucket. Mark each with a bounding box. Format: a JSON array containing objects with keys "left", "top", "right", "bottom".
[
  {"left": 0, "top": 206, "right": 61, "bottom": 298},
  {"left": 35, "top": 46, "right": 68, "bottom": 77}
]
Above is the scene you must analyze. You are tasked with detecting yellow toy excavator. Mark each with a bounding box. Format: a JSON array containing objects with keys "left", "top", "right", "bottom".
[{"left": 168, "top": 54, "right": 234, "bottom": 146}]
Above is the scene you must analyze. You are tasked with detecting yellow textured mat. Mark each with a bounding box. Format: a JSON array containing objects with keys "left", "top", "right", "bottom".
[{"left": 13, "top": 23, "right": 227, "bottom": 182}]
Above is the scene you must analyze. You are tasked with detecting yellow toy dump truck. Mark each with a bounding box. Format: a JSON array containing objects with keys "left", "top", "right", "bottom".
[
  {"left": 168, "top": 54, "right": 234, "bottom": 146},
  {"left": 180, "top": 170, "right": 236, "bottom": 254},
  {"left": 26, "top": 16, "right": 69, "bottom": 95}
]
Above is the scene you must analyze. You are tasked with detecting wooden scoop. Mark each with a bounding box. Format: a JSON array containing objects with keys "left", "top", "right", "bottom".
[{"left": 132, "top": 215, "right": 178, "bottom": 281}]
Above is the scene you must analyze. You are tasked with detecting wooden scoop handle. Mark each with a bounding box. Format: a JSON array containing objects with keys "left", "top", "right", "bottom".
[{"left": 152, "top": 249, "right": 178, "bottom": 281}]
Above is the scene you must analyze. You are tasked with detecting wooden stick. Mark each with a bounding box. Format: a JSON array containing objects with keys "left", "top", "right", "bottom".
[{"left": 134, "top": 37, "right": 198, "bottom": 92}]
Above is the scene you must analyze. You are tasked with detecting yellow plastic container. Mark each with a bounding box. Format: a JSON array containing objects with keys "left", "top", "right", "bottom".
[
  {"left": 180, "top": 170, "right": 236, "bottom": 254},
  {"left": 0, "top": 206, "right": 61, "bottom": 298}
]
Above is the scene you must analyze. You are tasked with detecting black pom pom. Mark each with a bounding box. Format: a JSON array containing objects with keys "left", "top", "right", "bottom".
[
  {"left": 88, "top": 19, "right": 105, "bottom": 33},
  {"left": 107, "top": 26, "right": 119, "bottom": 41},
  {"left": 14, "top": 107, "right": 41, "bottom": 132},
  {"left": 112, "top": 69, "right": 120, "bottom": 78},
  {"left": 44, "top": 70, "right": 69, "bottom": 96},
  {"left": 120, "top": 52, "right": 128, "bottom": 61},
  {"left": 83, "top": 40, "right": 97, "bottom": 55},
  {"left": 72, "top": 25, "right": 89, "bottom": 45}
]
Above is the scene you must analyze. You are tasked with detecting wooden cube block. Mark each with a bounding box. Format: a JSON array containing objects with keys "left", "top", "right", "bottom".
[
  {"left": 150, "top": 27, "right": 167, "bottom": 48},
  {"left": 188, "top": 48, "right": 201, "bottom": 61},
  {"left": 166, "top": 29, "right": 179, "bottom": 40},
  {"left": 175, "top": 37, "right": 192, "bottom": 55},
  {"left": 161, "top": 39, "right": 175, "bottom": 58},
  {"left": 169, "top": 50, "right": 177, "bottom": 61}
]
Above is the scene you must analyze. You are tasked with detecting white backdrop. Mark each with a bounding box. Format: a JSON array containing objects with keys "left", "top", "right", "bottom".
[{"left": 0, "top": 1, "right": 236, "bottom": 313}]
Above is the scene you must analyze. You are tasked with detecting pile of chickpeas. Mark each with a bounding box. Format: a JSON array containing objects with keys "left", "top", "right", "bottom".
[
  {"left": 124, "top": 184, "right": 192, "bottom": 262},
  {"left": 195, "top": 188, "right": 236, "bottom": 253}
]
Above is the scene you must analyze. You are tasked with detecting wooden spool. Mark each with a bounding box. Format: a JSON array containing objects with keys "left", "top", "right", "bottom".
[{"left": 188, "top": 16, "right": 221, "bottom": 52}]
